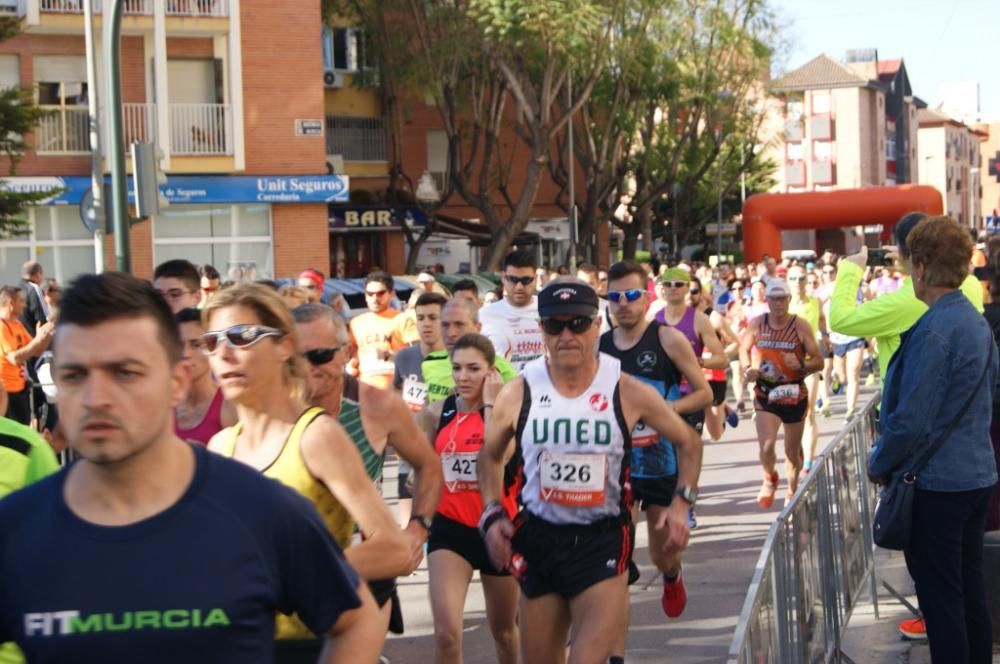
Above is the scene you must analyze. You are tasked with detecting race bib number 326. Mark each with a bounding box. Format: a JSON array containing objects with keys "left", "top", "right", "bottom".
[{"left": 539, "top": 452, "right": 606, "bottom": 507}]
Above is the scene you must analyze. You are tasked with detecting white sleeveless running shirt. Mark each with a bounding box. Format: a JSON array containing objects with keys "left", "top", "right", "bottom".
[{"left": 517, "top": 353, "right": 630, "bottom": 525}]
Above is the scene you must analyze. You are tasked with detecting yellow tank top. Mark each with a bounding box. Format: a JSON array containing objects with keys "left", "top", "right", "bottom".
[
  {"left": 789, "top": 295, "right": 820, "bottom": 336},
  {"left": 217, "top": 407, "right": 355, "bottom": 640}
]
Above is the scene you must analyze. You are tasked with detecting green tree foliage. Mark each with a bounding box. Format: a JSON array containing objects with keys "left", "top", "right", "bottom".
[
  {"left": 0, "top": 16, "right": 62, "bottom": 237},
  {"left": 547, "top": 0, "right": 782, "bottom": 261}
]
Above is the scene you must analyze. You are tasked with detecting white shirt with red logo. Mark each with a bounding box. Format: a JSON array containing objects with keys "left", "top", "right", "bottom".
[
  {"left": 517, "top": 354, "right": 628, "bottom": 525},
  {"left": 479, "top": 297, "right": 545, "bottom": 372}
]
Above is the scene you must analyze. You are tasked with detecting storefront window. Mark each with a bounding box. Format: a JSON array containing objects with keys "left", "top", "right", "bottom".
[
  {"left": 153, "top": 204, "right": 273, "bottom": 280},
  {"left": 0, "top": 206, "right": 97, "bottom": 286}
]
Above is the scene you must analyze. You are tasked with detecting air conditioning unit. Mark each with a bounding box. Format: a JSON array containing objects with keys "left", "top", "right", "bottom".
[{"left": 323, "top": 70, "right": 344, "bottom": 89}]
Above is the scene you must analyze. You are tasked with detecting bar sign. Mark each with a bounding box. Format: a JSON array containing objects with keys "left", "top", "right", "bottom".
[{"left": 295, "top": 119, "right": 323, "bottom": 137}]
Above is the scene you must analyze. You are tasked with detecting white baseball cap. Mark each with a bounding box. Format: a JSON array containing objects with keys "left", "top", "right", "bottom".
[{"left": 765, "top": 279, "right": 790, "bottom": 298}]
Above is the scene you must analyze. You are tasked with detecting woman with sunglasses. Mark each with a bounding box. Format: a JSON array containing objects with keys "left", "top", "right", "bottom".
[
  {"left": 422, "top": 334, "right": 519, "bottom": 664},
  {"left": 173, "top": 307, "right": 237, "bottom": 445},
  {"left": 203, "top": 284, "right": 415, "bottom": 656}
]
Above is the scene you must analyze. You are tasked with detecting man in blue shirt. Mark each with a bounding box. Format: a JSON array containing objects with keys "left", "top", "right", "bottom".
[{"left": 0, "top": 272, "right": 383, "bottom": 663}]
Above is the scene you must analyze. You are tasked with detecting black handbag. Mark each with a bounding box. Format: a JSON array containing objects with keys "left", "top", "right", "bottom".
[{"left": 872, "top": 358, "right": 990, "bottom": 550}]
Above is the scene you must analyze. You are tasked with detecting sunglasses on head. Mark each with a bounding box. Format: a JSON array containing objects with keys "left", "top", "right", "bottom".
[
  {"left": 302, "top": 347, "right": 340, "bottom": 366},
  {"left": 540, "top": 316, "right": 595, "bottom": 335},
  {"left": 662, "top": 281, "right": 688, "bottom": 289},
  {"left": 200, "top": 324, "right": 283, "bottom": 354},
  {"left": 504, "top": 274, "right": 534, "bottom": 286},
  {"left": 606, "top": 288, "right": 644, "bottom": 304}
]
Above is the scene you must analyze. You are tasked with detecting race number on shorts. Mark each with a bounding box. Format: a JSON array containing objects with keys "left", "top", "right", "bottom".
[
  {"left": 539, "top": 451, "right": 606, "bottom": 507},
  {"left": 768, "top": 383, "right": 800, "bottom": 403},
  {"left": 630, "top": 421, "right": 658, "bottom": 448},
  {"left": 442, "top": 452, "right": 477, "bottom": 493},
  {"left": 402, "top": 376, "right": 428, "bottom": 412}
]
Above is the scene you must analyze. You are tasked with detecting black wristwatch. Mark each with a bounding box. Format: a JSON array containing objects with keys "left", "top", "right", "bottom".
[
  {"left": 676, "top": 486, "right": 698, "bottom": 507},
  {"left": 409, "top": 514, "right": 433, "bottom": 533}
]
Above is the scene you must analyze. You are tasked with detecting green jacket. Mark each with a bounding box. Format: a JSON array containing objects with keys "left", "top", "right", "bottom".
[
  {"left": 828, "top": 261, "right": 984, "bottom": 382},
  {"left": 0, "top": 417, "right": 59, "bottom": 664},
  {"left": 421, "top": 351, "right": 518, "bottom": 403}
]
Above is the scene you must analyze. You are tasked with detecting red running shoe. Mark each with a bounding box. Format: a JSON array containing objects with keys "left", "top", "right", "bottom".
[
  {"left": 899, "top": 617, "right": 926, "bottom": 640},
  {"left": 662, "top": 573, "right": 687, "bottom": 618}
]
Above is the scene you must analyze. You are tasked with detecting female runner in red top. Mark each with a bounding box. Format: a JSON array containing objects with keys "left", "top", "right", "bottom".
[{"left": 421, "top": 333, "right": 519, "bottom": 664}]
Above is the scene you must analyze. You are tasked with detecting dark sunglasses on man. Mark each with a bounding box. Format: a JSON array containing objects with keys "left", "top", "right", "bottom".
[
  {"left": 504, "top": 274, "right": 534, "bottom": 286},
  {"left": 539, "top": 316, "right": 596, "bottom": 335},
  {"left": 302, "top": 347, "right": 340, "bottom": 366},
  {"left": 200, "top": 324, "right": 284, "bottom": 354}
]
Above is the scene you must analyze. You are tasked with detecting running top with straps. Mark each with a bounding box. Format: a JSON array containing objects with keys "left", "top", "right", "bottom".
[
  {"left": 175, "top": 388, "right": 225, "bottom": 446},
  {"left": 599, "top": 322, "right": 681, "bottom": 479},
  {"left": 789, "top": 296, "right": 820, "bottom": 338},
  {"left": 701, "top": 307, "right": 727, "bottom": 383},
  {"left": 656, "top": 306, "right": 704, "bottom": 356},
  {"left": 515, "top": 354, "right": 631, "bottom": 525},
  {"left": 435, "top": 395, "right": 517, "bottom": 527},
  {"left": 337, "top": 398, "right": 384, "bottom": 482},
  {"left": 215, "top": 407, "right": 355, "bottom": 640},
  {"left": 755, "top": 314, "right": 807, "bottom": 403}
]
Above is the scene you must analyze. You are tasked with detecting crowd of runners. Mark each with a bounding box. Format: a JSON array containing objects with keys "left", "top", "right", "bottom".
[{"left": 0, "top": 213, "right": 995, "bottom": 662}]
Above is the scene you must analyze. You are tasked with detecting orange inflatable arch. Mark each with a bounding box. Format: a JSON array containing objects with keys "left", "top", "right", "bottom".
[{"left": 741, "top": 185, "right": 943, "bottom": 262}]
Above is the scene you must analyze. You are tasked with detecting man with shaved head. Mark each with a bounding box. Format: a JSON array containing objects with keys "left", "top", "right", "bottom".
[{"left": 421, "top": 299, "right": 516, "bottom": 404}]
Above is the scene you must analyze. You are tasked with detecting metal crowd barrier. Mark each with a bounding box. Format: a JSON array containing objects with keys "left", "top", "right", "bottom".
[{"left": 728, "top": 395, "right": 882, "bottom": 664}]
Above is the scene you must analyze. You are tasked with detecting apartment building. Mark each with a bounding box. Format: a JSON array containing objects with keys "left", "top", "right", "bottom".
[
  {"left": 917, "top": 108, "right": 985, "bottom": 228},
  {"left": 765, "top": 50, "right": 919, "bottom": 254},
  {"left": 0, "top": 0, "right": 341, "bottom": 285}
]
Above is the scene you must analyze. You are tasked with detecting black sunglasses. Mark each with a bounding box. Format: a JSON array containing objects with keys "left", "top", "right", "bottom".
[
  {"left": 302, "top": 347, "right": 340, "bottom": 366},
  {"left": 504, "top": 275, "right": 534, "bottom": 286},
  {"left": 540, "top": 316, "right": 596, "bottom": 335},
  {"left": 200, "top": 325, "right": 283, "bottom": 354}
]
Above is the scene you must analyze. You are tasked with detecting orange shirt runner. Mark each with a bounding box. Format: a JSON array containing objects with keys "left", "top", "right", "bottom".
[
  {"left": 349, "top": 308, "right": 411, "bottom": 389},
  {"left": 0, "top": 319, "right": 29, "bottom": 393}
]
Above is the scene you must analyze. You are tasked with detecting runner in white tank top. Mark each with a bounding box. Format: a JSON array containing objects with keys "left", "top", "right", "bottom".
[{"left": 477, "top": 279, "right": 704, "bottom": 664}]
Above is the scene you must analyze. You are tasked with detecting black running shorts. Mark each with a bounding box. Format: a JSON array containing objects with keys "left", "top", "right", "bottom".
[
  {"left": 428, "top": 513, "right": 509, "bottom": 576},
  {"left": 509, "top": 512, "right": 632, "bottom": 600}
]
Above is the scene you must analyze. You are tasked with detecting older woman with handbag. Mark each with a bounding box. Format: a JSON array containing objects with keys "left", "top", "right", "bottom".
[{"left": 868, "top": 216, "right": 998, "bottom": 663}]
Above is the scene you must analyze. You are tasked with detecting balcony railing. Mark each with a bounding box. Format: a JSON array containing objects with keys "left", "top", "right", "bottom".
[
  {"left": 785, "top": 161, "right": 805, "bottom": 187},
  {"left": 326, "top": 115, "right": 387, "bottom": 162},
  {"left": 170, "top": 103, "right": 232, "bottom": 155},
  {"left": 38, "top": 0, "right": 228, "bottom": 16},
  {"left": 810, "top": 113, "right": 833, "bottom": 140},
  {"left": 783, "top": 118, "right": 803, "bottom": 142},
  {"left": 812, "top": 159, "right": 836, "bottom": 185},
  {"left": 36, "top": 105, "right": 88, "bottom": 153},
  {"left": 35, "top": 102, "right": 232, "bottom": 156}
]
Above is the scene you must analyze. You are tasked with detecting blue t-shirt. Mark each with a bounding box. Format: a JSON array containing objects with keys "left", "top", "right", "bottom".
[{"left": 0, "top": 444, "right": 361, "bottom": 663}]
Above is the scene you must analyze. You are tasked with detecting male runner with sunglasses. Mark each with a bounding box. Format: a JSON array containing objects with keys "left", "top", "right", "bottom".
[
  {"left": 478, "top": 278, "right": 702, "bottom": 663},
  {"left": 348, "top": 272, "right": 414, "bottom": 389},
  {"left": 292, "top": 302, "right": 443, "bottom": 638},
  {"left": 599, "top": 261, "right": 711, "bottom": 630},
  {"left": 479, "top": 250, "right": 545, "bottom": 372}
]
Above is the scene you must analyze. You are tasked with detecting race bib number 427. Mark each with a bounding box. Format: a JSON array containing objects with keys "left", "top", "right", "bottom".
[
  {"left": 539, "top": 452, "right": 606, "bottom": 507},
  {"left": 442, "top": 452, "right": 477, "bottom": 493}
]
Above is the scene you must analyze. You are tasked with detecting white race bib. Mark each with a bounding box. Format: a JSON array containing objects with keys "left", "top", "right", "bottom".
[
  {"left": 402, "top": 376, "right": 428, "bottom": 412},
  {"left": 630, "top": 420, "right": 658, "bottom": 448},
  {"left": 442, "top": 452, "right": 478, "bottom": 493},
  {"left": 768, "top": 384, "right": 800, "bottom": 402},
  {"left": 539, "top": 451, "right": 606, "bottom": 507}
]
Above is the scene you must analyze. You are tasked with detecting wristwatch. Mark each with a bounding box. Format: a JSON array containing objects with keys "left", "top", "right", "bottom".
[
  {"left": 409, "top": 514, "right": 433, "bottom": 533},
  {"left": 675, "top": 486, "right": 698, "bottom": 507}
]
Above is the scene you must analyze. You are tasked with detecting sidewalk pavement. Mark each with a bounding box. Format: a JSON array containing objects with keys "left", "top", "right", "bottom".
[{"left": 379, "top": 387, "right": 909, "bottom": 663}]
